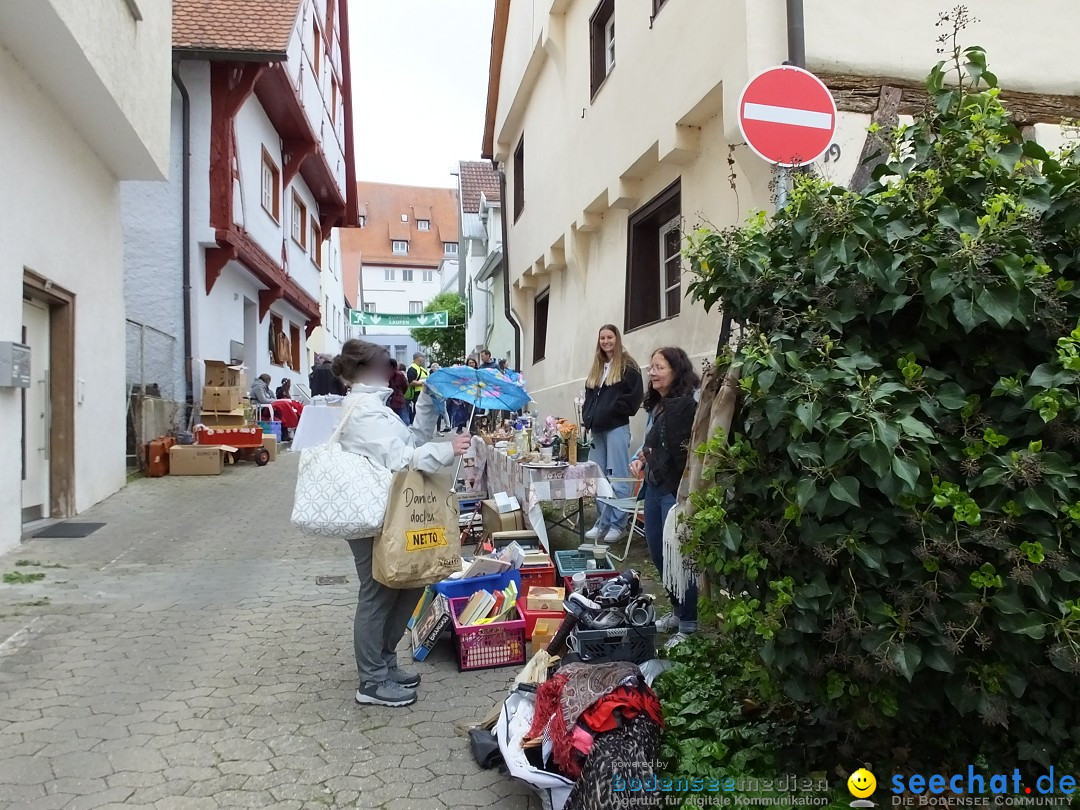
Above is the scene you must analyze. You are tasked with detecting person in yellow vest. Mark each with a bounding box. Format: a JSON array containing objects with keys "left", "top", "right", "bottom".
[{"left": 404, "top": 352, "right": 429, "bottom": 420}]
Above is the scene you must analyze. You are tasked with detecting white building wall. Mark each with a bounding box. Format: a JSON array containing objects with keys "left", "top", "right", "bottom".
[
  {"left": 234, "top": 96, "right": 291, "bottom": 257},
  {"left": 360, "top": 264, "right": 444, "bottom": 336}
]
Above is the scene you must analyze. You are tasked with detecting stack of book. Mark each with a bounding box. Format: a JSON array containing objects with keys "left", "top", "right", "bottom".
[{"left": 457, "top": 581, "right": 519, "bottom": 626}]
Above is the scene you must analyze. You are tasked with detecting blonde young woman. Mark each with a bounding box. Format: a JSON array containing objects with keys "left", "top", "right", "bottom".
[{"left": 582, "top": 325, "right": 644, "bottom": 543}]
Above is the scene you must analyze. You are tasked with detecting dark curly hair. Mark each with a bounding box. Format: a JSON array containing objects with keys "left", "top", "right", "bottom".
[{"left": 642, "top": 347, "right": 700, "bottom": 411}]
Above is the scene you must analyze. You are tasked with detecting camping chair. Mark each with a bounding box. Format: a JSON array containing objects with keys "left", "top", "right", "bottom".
[{"left": 597, "top": 475, "right": 646, "bottom": 562}]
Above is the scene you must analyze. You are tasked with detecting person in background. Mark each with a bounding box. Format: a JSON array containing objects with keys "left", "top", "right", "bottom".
[
  {"left": 275, "top": 378, "right": 292, "bottom": 400},
  {"left": 428, "top": 362, "right": 451, "bottom": 433},
  {"left": 332, "top": 339, "right": 471, "bottom": 707},
  {"left": 310, "top": 354, "right": 348, "bottom": 397},
  {"left": 478, "top": 349, "right": 498, "bottom": 370},
  {"left": 466, "top": 356, "right": 478, "bottom": 369},
  {"left": 250, "top": 373, "right": 275, "bottom": 405},
  {"left": 629, "top": 347, "right": 700, "bottom": 648},
  {"left": 404, "top": 352, "right": 429, "bottom": 419},
  {"left": 387, "top": 359, "right": 410, "bottom": 425},
  {"left": 583, "top": 325, "right": 643, "bottom": 544}
]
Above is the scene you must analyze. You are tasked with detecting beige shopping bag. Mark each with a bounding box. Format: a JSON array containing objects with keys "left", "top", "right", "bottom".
[{"left": 373, "top": 468, "right": 462, "bottom": 589}]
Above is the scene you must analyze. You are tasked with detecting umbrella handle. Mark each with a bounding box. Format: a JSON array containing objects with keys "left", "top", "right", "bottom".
[{"left": 450, "top": 402, "right": 478, "bottom": 492}]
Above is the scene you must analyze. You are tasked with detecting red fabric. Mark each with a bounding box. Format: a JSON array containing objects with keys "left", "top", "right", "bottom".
[
  {"left": 527, "top": 674, "right": 579, "bottom": 778},
  {"left": 272, "top": 400, "right": 303, "bottom": 430},
  {"left": 580, "top": 685, "right": 664, "bottom": 734},
  {"left": 388, "top": 371, "right": 408, "bottom": 411}
]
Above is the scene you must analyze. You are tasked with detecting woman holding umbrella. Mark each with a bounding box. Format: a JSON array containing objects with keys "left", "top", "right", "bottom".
[{"left": 332, "top": 339, "right": 471, "bottom": 707}]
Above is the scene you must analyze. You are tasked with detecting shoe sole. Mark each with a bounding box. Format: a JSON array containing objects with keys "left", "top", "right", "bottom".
[{"left": 355, "top": 692, "right": 417, "bottom": 707}]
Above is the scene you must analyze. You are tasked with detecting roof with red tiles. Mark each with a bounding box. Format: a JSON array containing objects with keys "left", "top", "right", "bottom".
[
  {"left": 457, "top": 160, "right": 501, "bottom": 214},
  {"left": 340, "top": 182, "right": 460, "bottom": 269},
  {"left": 173, "top": 0, "right": 302, "bottom": 55}
]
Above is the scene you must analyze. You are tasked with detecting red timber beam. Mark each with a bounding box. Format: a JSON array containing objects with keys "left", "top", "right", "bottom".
[
  {"left": 214, "top": 227, "right": 320, "bottom": 328},
  {"left": 204, "top": 244, "right": 236, "bottom": 295},
  {"left": 282, "top": 138, "right": 316, "bottom": 187},
  {"left": 209, "top": 62, "right": 265, "bottom": 232}
]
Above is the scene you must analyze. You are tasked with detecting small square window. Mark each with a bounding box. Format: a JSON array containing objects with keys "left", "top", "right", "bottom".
[
  {"left": 384, "top": 268, "right": 395, "bottom": 281},
  {"left": 359, "top": 215, "right": 366, "bottom": 228},
  {"left": 417, "top": 220, "right": 430, "bottom": 231},
  {"left": 401, "top": 214, "right": 409, "bottom": 222},
  {"left": 422, "top": 271, "right": 433, "bottom": 283},
  {"left": 444, "top": 242, "right": 458, "bottom": 255},
  {"left": 291, "top": 192, "right": 307, "bottom": 248},
  {"left": 392, "top": 241, "right": 408, "bottom": 255},
  {"left": 364, "top": 302, "right": 376, "bottom": 313},
  {"left": 409, "top": 301, "right": 423, "bottom": 315},
  {"left": 402, "top": 269, "right": 414, "bottom": 282}
]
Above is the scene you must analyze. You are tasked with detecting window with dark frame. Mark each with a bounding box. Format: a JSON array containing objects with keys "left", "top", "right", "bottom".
[
  {"left": 589, "top": 0, "right": 616, "bottom": 98},
  {"left": 291, "top": 192, "right": 307, "bottom": 249},
  {"left": 312, "top": 22, "right": 321, "bottom": 77},
  {"left": 625, "top": 179, "right": 682, "bottom": 332},
  {"left": 310, "top": 221, "right": 323, "bottom": 267},
  {"left": 261, "top": 149, "right": 280, "bottom": 221},
  {"left": 289, "top": 324, "right": 301, "bottom": 371},
  {"left": 513, "top": 136, "right": 525, "bottom": 222},
  {"left": 533, "top": 288, "right": 550, "bottom": 363}
]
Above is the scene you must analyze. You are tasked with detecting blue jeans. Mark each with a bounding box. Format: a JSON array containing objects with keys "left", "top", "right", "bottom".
[
  {"left": 643, "top": 484, "right": 698, "bottom": 632},
  {"left": 589, "top": 424, "right": 632, "bottom": 531},
  {"left": 397, "top": 406, "right": 411, "bottom": 426}
]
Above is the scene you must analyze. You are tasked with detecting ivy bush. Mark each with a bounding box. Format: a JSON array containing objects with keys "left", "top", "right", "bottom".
[{"left": 684, "top": 49, "right": 1080, "bottom": 771}]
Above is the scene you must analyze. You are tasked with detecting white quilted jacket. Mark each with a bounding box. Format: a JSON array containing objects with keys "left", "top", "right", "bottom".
[{"left": 336, "top": 384, "right": 454, "bottom": 474}]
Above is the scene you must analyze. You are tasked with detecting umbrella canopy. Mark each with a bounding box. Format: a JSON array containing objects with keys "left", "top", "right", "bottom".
[{"left": 426, "top": 366, "right": 530, "bottom": 412}]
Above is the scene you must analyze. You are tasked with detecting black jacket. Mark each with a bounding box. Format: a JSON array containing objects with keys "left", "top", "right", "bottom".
[
  {"left": 309, "top": 362, "right": 347, "bottom": 396},
  {"left": 643, "top": 395, "right": 697, "bottom": 496},
  {"left": 582, "top": 363, "right": 643, "bottom": 434}
]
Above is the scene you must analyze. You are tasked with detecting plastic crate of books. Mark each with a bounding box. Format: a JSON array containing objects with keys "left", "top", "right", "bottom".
[
  {"left": 449, "top": 598, "right": 526, "bottom": 671},
  {"left": 554, "top": 550, "right": 616, "bottom": 579},
  {"left": 519, "top": 561, "right": 556, "bottom": 594},
  {"left": 570, "top": 624, "right": 656, "bottom": 664},
  {"left": 432, "top": 569, "right": 521, "bottom": 602}
]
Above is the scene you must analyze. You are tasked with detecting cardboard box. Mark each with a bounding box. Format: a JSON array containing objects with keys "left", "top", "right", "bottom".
[
  {"left": 204, "top": 359, "right": 246, "bottom": 389},
  {"left": 261, "top": 435, "right": 278, "bottom": 462},
  {"left": 526, "top": 586, "right": 565, "bottom": 612},
  {"left": 531, "top": 617, "right": 562, "bottom": 651},
  {"left": 169, "top": 445, "right": 230, "bottom": 475},
  {"left": 482, "top": 500, "right": 525, "bottom": 537},
  {"left": 202, "top": 385, "right": 243, "bottom": 412},
  {"left": 200, "top": 408, "right": 247, "bottom": 427}
]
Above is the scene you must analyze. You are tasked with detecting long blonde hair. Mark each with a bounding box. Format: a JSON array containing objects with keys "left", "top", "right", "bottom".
[{"left": 586, "top": 324, "right": 636, "bottom": 388}]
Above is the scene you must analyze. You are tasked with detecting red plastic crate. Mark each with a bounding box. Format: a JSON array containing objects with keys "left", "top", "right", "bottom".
[
  {"left": 519, "top": 561, "right": 556, "bottom": 595},
  {"left": 196, "top": 425, "right": 263, "bottom": 447},
  {"left": 562, "top": 571, "right": 621, "bottom": 595},
  {"left": 520, "top": 604, "right": 565, "bottom": 640},
  {"left": 448, "top": 597, "right": 526, "bottom": 671}
]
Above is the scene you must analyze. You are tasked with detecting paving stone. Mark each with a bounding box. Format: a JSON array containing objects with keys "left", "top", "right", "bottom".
[
  {"left": 64, "top": 787, "right": 137, "bottom": 810},
  {"left": 106, "top": 747, "right": 168, "bottom": 773}
]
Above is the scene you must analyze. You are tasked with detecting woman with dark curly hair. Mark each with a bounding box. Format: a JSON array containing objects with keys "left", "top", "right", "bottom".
[{"left": 629, "top": 346, "right": 700, "bottom": 648}]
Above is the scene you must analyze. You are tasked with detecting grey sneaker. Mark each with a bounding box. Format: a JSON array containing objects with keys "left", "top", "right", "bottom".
[
  {"left": 664, "top": 632, "right": 691, "bottom": 651},
  {"left": 387, "top": 666, "right": 421, "bottom": 688},
  {"left": 355, "top": 680, "right": 416, "bottom": 707},
  {"left": 655, "top": 612, "right": 680, "bottom": 633}
]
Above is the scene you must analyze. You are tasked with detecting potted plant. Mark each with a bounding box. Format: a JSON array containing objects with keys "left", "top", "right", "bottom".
[{"left": 535, "top": 416, "right": 557, "bottom": 461}]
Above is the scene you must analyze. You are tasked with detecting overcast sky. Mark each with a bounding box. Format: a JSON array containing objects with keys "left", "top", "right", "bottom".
[{"left": 348, "top": 0, "right": 495, "bottom": 189}]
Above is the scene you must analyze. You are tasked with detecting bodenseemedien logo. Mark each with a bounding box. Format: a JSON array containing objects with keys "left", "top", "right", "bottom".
[{"left": 848, "top": 768, "right": 877, "bottom": 808}]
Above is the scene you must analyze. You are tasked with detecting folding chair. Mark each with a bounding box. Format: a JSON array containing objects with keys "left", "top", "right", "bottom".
[{"left": 597, "top": 475, "right": 646, "bottom": 562}]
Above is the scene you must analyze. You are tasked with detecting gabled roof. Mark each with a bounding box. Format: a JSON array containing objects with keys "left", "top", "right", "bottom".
[
  {"left": 173, "top": 0, "right": 302, "bottom": 56},
  {"left": 458, "top": 160, "right": 502, "bottom": 214},
  {"left": 341, "top": 182, "right": 460, "bottom": 269}
]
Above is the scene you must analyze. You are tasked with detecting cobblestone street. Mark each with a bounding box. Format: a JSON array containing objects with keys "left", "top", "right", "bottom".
[{"left": 0, "top": 454, "right": 538, "bottom": 810}]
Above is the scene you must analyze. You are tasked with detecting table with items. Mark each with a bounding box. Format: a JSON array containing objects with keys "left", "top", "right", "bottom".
[
  {"left": 469, "top": 437, "right": 614, "bottom": 553},
  {"left": 288, "top": 401, "right": 345, "bottom": 451}
]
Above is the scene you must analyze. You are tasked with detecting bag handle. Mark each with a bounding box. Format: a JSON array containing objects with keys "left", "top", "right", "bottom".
[{"left": 328, "top": 394, "right": 374, "bottom": 445}]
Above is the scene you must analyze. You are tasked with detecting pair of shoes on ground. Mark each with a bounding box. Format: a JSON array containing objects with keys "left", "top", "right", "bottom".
[
  {"left": 355, "top": 667, "right": 421, "bottom": 707},
  {"left": 584, "top": 526, "right": 624, "bottom": 543}
]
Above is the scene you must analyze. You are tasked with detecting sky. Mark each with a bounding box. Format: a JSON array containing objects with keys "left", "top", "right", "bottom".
[{"left": 348, "top": 0, "right": 495, "bottom": 189}]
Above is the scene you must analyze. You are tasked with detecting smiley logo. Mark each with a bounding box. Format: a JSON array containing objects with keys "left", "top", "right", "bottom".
[{"left": 848, "top": 768, "right": 877, "bottom": 799}]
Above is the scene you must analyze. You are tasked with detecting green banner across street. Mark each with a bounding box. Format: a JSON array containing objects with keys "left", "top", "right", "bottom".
[{"left": 349, "top": 310, "right": 451, "bottom": 328}]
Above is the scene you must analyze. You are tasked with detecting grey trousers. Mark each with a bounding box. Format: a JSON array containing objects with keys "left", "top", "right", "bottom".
[{"left": 347, "top": 538, "right": 424, "bottom": 686}]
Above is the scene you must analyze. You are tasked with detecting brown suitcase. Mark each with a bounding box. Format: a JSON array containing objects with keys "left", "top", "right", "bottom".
[{"left": 146, "top": 437, "right": 176, "bottom": 477}]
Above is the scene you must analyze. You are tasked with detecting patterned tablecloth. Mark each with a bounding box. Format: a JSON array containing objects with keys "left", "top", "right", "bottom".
[{"left": 469, "top": 437, "right": 614, "bottom": 552}]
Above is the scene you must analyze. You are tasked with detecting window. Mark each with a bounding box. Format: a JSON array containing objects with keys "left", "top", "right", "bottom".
[
  {"left": 533, "top": 288, "right": 550, "bottom": 363},
  {"left": 384, "top": 268, "right": 395, "bottom": 281},
  {"left": 291, "top": 192, "right": 307, "bottom": 248},
  {"left": 364, "top": 302, "right": 376, "bottom": 313},
  {"left": 261, "top": 149, "right": 280, "bottom": 221},
  {"left": 590, "top": 0, "right": 616, "bottom": 98},
  {"left": 402, "top": 269, "right": 414, "bottom": 282},
  {"left": 394, "top": 345, "right": 408, "bottom": 364},
  {"left": 422, "top": 271, "right": 433, "bottom": 283},
  {"left": 310, "top": 221, "right": 323, "bottom": 266},
  {"left": 513, "top": 136, "right": 525, "bottom": 221},
  {"left": 289, "top": 324, "right": 301, "bottom": 371},
  {"left": 401, "top": 214, "right": 409, "bottom": 222},
  {"left": 392, "top": 241, "right": 408, "bottom": 255},
  {"left": 417, "top": 219, "right": 430, "bottom": 231},
  {"left": 409, "top": 301, "right": 423, "bottom": 315},
  {"left": 331, "top": 77, "right": 339, "bottom": 124},
  {"left": 269, "top": 314, "right": 284, "bottom": 366},
  {"left": 359, "top": 215, "right": 366, "bottom": 228},
  {"left": 312, "top": 22, "right": 321, "bottom": 77},
  {"left": 625, "top": 179, "right": 682, "bottom": 331},
  {"left": 444, "top": 242, "right": 458, "bottom": 255}
]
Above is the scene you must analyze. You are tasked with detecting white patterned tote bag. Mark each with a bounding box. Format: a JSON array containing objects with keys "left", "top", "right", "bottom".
[{"left": 291, "top": 396, "right": 393, "bottom": 538}]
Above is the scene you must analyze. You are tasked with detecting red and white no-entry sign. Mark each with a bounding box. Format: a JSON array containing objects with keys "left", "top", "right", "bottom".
[{"left": 737, "top": 65, "right": 837, "bottom": 167}]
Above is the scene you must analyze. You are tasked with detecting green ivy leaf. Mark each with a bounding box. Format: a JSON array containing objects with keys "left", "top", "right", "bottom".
[
  {"left": 890, "top": 643, "right": 923, "bottom": 682},
  {"left": 992, "top": 590, "right": 1028, "bottom": 615},
  {"left": 953, "top": 297, "right": 986, "bottom": 332},
  {"left": 859, "top": 442, "right": 893, "bottom": 478},
  {"left": 892, "top": 456, "right": 921, "bottom": 490},
  {"left": 977, "top": 286, "right": 1019, "bottom": 328},
  {"left": 796, "top": 477, "right": 817, "bottom": 509},
  {"left": 998, "top": 613, "right": 1046, "bottom": 639},
  {"left": 923, "top": 646, "right": 956, "bottom": 673},
  {"left": 829, "top": 476, "right": 861, "bottom": 506}
]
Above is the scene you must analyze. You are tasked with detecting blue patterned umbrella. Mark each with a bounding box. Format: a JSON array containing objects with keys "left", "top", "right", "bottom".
[{"left": 425, "top": 366, "right": 530, "bottom": 412}]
